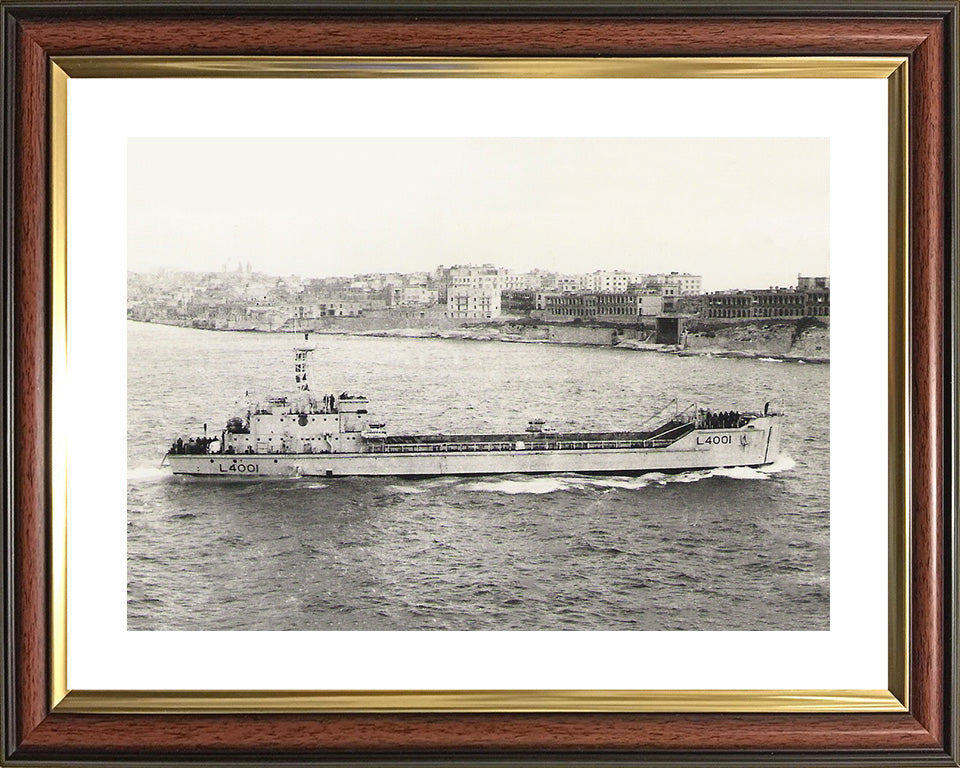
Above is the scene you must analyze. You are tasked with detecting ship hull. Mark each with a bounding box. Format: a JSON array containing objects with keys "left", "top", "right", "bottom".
[{"left": 165, "top": 418, "right": 783, "bottom": 478}]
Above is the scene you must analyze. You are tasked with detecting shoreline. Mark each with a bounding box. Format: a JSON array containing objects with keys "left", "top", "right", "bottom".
[
  {"left": 353, "top": 327, "right": 829, "bottom": 364},
  {"left": 129, "top": 319, "right": 829, "bottom": 365}
]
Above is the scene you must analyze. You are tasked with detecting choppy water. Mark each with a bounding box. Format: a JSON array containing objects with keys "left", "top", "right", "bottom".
[{"left": 127, "top": 321, "right": 829, "bottom": 631}]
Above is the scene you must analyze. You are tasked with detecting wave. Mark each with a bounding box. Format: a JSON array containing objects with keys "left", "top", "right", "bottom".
[
  {"left": 386, "top": 485, "right": 427, "bottom": 494},
  {"left": 127, "top": 466, "right": 168, "bottom": 483},
  {"left": 759, "top": 454, "right": 797, "bottom": 474},
  {"left": 579, "top": 475, "right": 659, "bottom": 490},
  {"left": 462, "top": 476, "right": 575, "bottom": 495},
  {"left": 711, "top": 466, "right": 771, "bottom": 480},
  {"left": 277, "top": 482, "right": 328, "bottom": 491},
  {"left": 460, "top": 456, "right": 798, "bottom": 495}
]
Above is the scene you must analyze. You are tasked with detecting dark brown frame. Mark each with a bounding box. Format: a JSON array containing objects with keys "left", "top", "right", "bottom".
[{"left": 2, "top": 2, "right": 957, "bottom": 765}]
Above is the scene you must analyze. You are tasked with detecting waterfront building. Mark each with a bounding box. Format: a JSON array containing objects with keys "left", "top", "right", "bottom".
[
  {"left": 446, "top": 264, "right": 504, "bottom": 318},
  {"left": 700, "top": 283, "right": 830, "bottom": 320},
  {"left": 501, "top": 289, "right": 537, "bottom": 315},
  {"left": 446, "top": 288, "right": 501, "bottom": 318},
  {"left": 675, "top": 294, "right": 704, "bottom": 316},
  {"left": 798, "top": 275, "right": 830, "bottom": 290},
  {"left": 432, "top": 265, "right": 452, "bottom": 304},
  {"left": 295, "top": 298, "right": 366, "bottom": 317},
  {"left": 390, "top": 284, "right": 439, "bottom": 307},
  {"left": 539, "top": 290, "right": 663, "bottom": 322}
]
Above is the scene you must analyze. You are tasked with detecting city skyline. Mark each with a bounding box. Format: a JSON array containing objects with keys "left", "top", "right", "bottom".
[
  {"left": 128, "top": 262, "right": 822, "bottom": 294},
  {"left": 128, "top": 138, "right": 829, "bottom": 293}
]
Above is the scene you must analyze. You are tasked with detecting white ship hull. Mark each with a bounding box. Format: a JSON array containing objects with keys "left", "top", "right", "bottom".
[{"left": 166, "top": 417, "right": 783, "bottom": 478}]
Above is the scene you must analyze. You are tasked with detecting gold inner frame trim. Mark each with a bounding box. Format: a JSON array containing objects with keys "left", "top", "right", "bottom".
[
  {"left": 56, "top": 688, "right": 903, "bottom": 714},
  {"left": 50, "top": 61, "right": 69, "bottom": 710},
  {"left": 48, "top": 55, "right": 910, "bottom": 715},
  {"left": 886, "top": 61, "right": 910, "bottom": 709},
  {"left": 53, "top": 55, "right": 905, "bottom": 79}
]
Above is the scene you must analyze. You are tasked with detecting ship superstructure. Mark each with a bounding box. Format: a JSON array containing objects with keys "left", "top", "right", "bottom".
[{"left": 164, "top": 336, "right": 784, "bottom": 478}]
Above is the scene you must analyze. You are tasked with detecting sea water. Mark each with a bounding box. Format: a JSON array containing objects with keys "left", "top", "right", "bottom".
[{"left": 127, "top": 321, "right": 829, "bottom": 631}]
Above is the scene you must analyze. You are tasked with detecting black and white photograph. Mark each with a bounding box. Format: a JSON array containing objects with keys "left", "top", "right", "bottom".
[{"left": 126, "top": 137, "right": 830, "bottom": 632}]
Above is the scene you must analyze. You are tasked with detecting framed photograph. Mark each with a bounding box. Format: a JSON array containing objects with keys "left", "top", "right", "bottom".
[{"left": 2, "top": 1, "right": 957, "bottom": 765}]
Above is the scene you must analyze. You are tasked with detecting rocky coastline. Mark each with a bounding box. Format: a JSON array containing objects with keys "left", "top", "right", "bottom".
[{"left": 132, "top": 316, "right": 829, "bottom": 364}]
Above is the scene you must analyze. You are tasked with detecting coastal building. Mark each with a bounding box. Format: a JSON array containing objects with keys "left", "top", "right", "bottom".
[
  {"left": 446, "top": 288, "right": 501, "bottom": 318},
  {"left": 798, "top": 275, "right": 830, "bottom": 290},
  {"left": 501, "top": 289, "right": 537, "bottom": 315},
  {"left": 446, "top": 264, "right": 504, "bottom": 318},
  {"left": 700, "top": 283, "right": 830, "bottom": 320},
  {"left": 432, "top": 266, "right": 452, "bottom": 304},
  {"left": 675, "top": 294, "right": 704, "bottom": 316},
  {"left": 295, "top": 298, "right": 366, "bottom": 318},
  {"left": 390, "top": 284, "right": 439, "bottom": 307},
  {"left": 128, "top": 265, "right": 710, "bottom": 330},
  {"left": 539, "top": 290, "right": 663, "bottom": 322},
  {"left": 656, "top": 315, "right": 686, "bottom": 345},
  {"left": 243, "top": 304, "right": 288, "bottom": 330}
]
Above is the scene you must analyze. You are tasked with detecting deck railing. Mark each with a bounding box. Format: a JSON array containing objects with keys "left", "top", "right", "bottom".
[{"left": 364, "top": 438, "right": 676, "bottom": 454}]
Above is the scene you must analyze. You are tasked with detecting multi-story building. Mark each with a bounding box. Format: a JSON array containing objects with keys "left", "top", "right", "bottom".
[
  {"left": 797, "top": 275, "right": 830, "bottom": 291},
  {"left": 555, "top": 274, "right": 585, "bottom": 292},
  {"left": 295, "top": 298, "right": 366, "bottom": 317},
  {"left": 500, "top": 270, "right": 553, "bottom": 291},
  {"left": 446, "top": 289, "right": 501, "bottom": 318},
  {"left": 501, "top": 289, "right": 537, "bottom": 314},
  {"left": 432, "top": 266, "right": 452, "bottom": 304},
  {"left": 500, "top": 271, "right": 527, "bottom": 292},
  {"left": 803, "top": 288, "right": 830, "bottom": 317},
  {"left": 539, "top": 290, "right": 663, "bottom": 322},
  {"left": 700, "top": 283, "right": 830, "bottom": 320},
  {"left": 640, "top": 272, "right": 703, "bottom": 296},
  {"left": 535, "top": 271, "right": 559, "bottom": 290},
  {"left": 390, "top": 284, "right": 439, "bottom": 307},
  {"left": 448, "top": 264, "right": 505, "bottom": 292},
  {"left": 675, "top": 294, "right": 704, "bottom": 316},
  {"left": 446, "top": 265, "right": 504, "bottom": 318},
  {"left": 581, "top": 270, "right": 640, "bottom": 293}
]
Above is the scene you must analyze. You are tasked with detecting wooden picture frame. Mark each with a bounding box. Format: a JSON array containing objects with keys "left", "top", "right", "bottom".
[{"left": 2, "top": 1, "right": 957, "bottom": 765}]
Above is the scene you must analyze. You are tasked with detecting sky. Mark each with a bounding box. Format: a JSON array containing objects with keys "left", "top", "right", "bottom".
[{"left": 128, "top": 138, "right": 829, "bottom": 292}]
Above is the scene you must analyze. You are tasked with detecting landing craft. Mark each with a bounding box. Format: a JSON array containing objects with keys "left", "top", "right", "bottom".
[{"left": 163, "top": 335, "right": 784, "bottom": 478}]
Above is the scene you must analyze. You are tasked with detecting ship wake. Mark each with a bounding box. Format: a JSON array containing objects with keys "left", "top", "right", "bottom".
[
  {"left": 128, "top": 466, "right": 170, "bottom": 484},
  {"left": 460, "top": 455, "right": 797, "bottom": 495}
]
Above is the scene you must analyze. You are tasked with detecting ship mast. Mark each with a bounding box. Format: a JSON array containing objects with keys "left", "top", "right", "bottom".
[{"left": 294, "top": 332, "right": 315, "bottom": 393}]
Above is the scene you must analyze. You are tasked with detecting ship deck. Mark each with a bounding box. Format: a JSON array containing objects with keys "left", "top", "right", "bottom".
[{"left": 366, "top": 422, "right": 695, "bottom": 454}]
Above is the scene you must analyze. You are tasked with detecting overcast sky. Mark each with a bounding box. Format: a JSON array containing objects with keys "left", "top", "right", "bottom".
[{"left": 128, "top": 138, "right": 828, "bottom": 292}]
